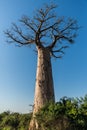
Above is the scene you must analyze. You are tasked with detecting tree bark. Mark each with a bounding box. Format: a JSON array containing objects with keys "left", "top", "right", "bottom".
[{"left": 29, "top": 46, "right": 55, "bottom": 130}]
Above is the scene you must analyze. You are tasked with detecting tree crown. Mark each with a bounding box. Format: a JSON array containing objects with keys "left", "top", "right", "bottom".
[{"left": 5, "top": 3, "right": 79, "bottom": 58}]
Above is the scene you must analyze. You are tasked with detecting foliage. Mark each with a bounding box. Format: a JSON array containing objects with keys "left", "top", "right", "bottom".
[
  {"left": 1, "top": 95, "right": 87, "bottom": 130},
  {"left": 35, "top": 95, "right": 87, "bottom": 130},
  {"left": 0, "top": 112, "right": 32, "bottom": 130}
]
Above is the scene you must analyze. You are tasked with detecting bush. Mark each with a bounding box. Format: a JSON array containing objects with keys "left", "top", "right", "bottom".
[
  {"left": 35, "top": 95, "right": 87, "bottom": 130},
  {"left": 0, "top": 112, "right": 32, "bottom": 130},
  {"left": 1, "top": 95, "right": 87, "bottom": 130}
]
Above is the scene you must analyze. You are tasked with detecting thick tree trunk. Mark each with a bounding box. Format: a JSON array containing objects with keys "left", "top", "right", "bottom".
[{"left": 29, "top": 47, "right": 55, "bottom": 130}]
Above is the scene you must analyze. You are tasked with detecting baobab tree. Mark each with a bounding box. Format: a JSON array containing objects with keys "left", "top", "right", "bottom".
[{"left": 5, "top": 3, "right": 78, "bottom": 130}]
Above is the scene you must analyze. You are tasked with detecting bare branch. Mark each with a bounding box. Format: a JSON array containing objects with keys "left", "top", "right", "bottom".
[
  {"left": 12, "top": 23, "right": 29, "bottom": 41},
  {"left": 51, "top": 51, "right": 63, "bottom": 58},
  {"left": 50, "top": 46, "right": 69, "bottom": 58},
  {"left": 48, "top": 18, "right": 78, "bottom": 50},
  {"left": 5, "top": 30, "right": 24, "bottom": 44},
  {"left": 4, "top": 29, "right": 35, "bottom": 45},
  {"left": 4, "top": 3, "right": 79, "bottom": 56},
  {"left": 36, "top": 3, "right": 56, "bottom": 19},
  {"left": 34, "top": 4, "right": 57, "bottom": 33},
  {"left": 52, "top": 46, "right": 69, "bottom": 53},
  {"left": 20, "top": 16, "right": 37, "bottom": 33}
]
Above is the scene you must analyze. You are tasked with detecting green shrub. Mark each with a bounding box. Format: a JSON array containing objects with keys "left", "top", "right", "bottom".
[
  {"left": 35, "top": 95, "right": 87, "bottom": 130},
  {"left": 1, "top": 95, "right": 87, "bottom": 130}
]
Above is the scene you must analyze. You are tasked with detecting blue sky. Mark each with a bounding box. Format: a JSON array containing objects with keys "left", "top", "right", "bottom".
[{"left": 0, "top": 0, "right": 87, "bottom": 113}]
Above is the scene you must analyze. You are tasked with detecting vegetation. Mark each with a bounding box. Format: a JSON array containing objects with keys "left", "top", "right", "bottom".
[
  {"left": 36, "top": 95, "right": 87, "bottom": 130},
  {"left": 0, "top": 111, "right": 32, "bottom": 130},
  {"left": 4, "top": 3, "right": 79, "bottom": 130},
  {"left": 0, "top": 95, "right": 87, "bottom": 130}
]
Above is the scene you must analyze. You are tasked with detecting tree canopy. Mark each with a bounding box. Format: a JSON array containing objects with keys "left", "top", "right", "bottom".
[{"left": 5, "top": 4, "right": 79, "bottom": 58}]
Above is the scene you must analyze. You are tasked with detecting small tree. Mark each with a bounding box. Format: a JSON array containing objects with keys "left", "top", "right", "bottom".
[{"left": 5, "top": 3, "right": 78, "bottom": 130}]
